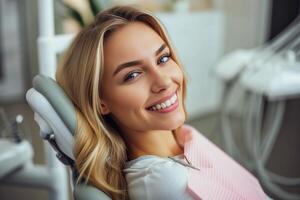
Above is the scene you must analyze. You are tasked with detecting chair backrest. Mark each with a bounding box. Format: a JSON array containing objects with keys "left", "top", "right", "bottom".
[{"left": 26, "top": 74, "right": 111, "bottom": 200}]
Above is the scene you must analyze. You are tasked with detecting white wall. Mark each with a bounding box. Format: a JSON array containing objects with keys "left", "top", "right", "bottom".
[
  {"left": 215, "top": 0, "right": 271, "bottom": 53},
  {"left": 158, "top": 11, "right": 225, "bottom": 119},
  {"left": 0, "top": 0, "right": 26, "bottom": 102}
]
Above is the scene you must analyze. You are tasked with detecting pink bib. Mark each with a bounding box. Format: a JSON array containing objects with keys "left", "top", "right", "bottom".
[{"left": 183, "top": 125, "right": 267, "bottom": 200}]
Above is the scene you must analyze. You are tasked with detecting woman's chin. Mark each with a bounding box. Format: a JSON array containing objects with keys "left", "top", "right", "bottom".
[{"left": 159, "top": 113, "right": 185, "bottom": 130}]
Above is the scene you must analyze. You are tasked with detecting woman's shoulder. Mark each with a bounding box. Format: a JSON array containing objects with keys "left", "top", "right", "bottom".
[
  {"left": 124, "top": 154, "right": 185, "bottom": 173},
  {"left": 124, "top": 155, "right": 188, "bottom": 189},
  {"left": 123, "top": 155, "right": 193, "bottom": 200}
]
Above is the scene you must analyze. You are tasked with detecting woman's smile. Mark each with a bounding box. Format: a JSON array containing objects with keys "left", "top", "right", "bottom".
[{"left": 147, "top": 91, "right": 179, "bottom": 113}]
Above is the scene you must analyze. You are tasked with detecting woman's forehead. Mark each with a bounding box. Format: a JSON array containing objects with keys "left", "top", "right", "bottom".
[{"left": 103, "top": 22, "right": 165, "bottom": 67}]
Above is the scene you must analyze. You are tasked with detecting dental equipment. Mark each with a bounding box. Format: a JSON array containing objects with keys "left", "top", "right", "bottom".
[
  {"left": 0, "top": 110, "right": 33, "bottom": 180},
  {"left": 215, "top": 15, "right": 300, "bottom": 200}
]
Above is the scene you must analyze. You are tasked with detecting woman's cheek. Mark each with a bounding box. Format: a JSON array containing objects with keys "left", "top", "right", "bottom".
[
  {"left": 114, "top": 86, "right": 146, "bottom": 110},
  {"left": 167, "top": 62, "right": 183, "bottom": 85}
]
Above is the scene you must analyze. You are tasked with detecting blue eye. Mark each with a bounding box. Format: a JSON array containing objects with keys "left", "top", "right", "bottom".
[
  {"left": 158, "top": 54, "right": 170, "bottom": 65},
  {"left": 124, "top": 71, "right": 141, "bottom": 82}
]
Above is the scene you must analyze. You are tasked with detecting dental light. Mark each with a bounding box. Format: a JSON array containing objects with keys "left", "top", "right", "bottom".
[{"left": 215, "top": 16, "right": 300, "bottom": 200}]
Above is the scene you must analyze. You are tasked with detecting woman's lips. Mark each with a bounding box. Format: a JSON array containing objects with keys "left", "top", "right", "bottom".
[
  {"left": 147, "top": 92, "right": 179, "bottom": 113},
  {"left": 150, "top": 99, "right": 179, "bottom": 113},
  {"left": 147, "top": 91, "right": 177, "bottom": 108}
]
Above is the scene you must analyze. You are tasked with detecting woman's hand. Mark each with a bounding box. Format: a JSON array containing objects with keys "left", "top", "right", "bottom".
[{"left": 175, "top": 125, "right": 194, "bottom": 148}]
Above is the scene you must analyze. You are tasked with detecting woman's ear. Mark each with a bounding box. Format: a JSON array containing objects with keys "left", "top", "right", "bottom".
[{"left": 100, "top": 101, "right": 110, "bottom": 115}]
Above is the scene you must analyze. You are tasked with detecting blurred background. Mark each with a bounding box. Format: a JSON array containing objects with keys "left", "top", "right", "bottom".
[{"left": 0, "top": 0, "right": 299, "bottom": 199}]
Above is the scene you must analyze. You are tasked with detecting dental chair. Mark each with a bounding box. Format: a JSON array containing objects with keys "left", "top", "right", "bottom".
[{"left": 26, "top": 74, "right": 112, "bottom": 200}]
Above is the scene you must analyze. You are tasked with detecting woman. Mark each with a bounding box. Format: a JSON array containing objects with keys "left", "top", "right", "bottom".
[{"left": 56, "top": 5, "right": 270, "bottom": 200}]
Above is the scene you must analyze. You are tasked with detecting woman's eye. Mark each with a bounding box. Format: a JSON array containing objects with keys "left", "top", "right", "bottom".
[
  {"left": 124, "top": 71, "right": 141, "bottom": 82},
  {"left": 157, "top": 54, "right": 170, "bottom": 65}
]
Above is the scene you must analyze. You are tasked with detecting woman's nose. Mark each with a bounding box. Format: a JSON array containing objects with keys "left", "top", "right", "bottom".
[{"left": 151, "top": 69, "right": 172, "bottom": 93}]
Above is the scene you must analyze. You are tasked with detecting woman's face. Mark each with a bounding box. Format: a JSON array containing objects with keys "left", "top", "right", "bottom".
[{"left": 101, "top": 22, "right": 185, "bottom": 134}]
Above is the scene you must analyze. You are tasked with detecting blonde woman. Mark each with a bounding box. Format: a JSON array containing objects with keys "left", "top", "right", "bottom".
[{"left": 56, "top": 6, "right": 271, "bottom": 200}]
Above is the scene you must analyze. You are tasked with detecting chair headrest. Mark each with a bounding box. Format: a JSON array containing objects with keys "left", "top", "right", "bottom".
[
  {"left": 26, "top": 74, "right": 77, "bottom": 160},
  {"left": 33, "top": 75, "right": 77, "bottom": 134}
]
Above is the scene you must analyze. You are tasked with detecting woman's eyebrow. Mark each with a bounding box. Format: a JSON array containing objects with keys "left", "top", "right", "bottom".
[
  {"left": 113, "top": 43, "right": 167, "bottom": 76},
  {"left": 155, "top": 43, "right": 167, "bottom": 56}
]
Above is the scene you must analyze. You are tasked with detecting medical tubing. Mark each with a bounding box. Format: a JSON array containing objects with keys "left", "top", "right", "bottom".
[
  {"left": 261, "top": 15, "right": 300, "bottom": 54},
  {"left": 220, "top": 83, "right": 256, "bottom": 170},
  {"left": 222, "top": 81, "right": 251, "bottom": 161},
  {"left": 241, "top": 92, "right": 253, "bottom": 159},
  {"left": 228, "top": 90, "right": 300, "bottom": 198},
  {"left": 253, "top": 94, "right": 264, "bottom": 159},
  {"left": 241, "top": 86, "right": 258, "bottom": 159},
  {"left": 238, "top": 93, "right": 257, "bottom": 170},
  {"left": 244, "top": 92, "right": 257, "bottom": 160},
  {"left": 261, "top": 101, "right": 285, "bottom": 164},
  {"left": 219, "top": 69, "right": 300, "bottom": 198},
  {"left": 230, "top": 86, "right": 257, "bottom": 168},
  {"left": 260, "top": 102, "right": 300, "bottom": 186},
  {"left": 293, "top": 41, "right": 300, "bottom": 52},
  {"left": 267, "top": 171, "right": 300, "bottom": 186},
  {"left": 248, "top": 99, "right": 300, "bottom": 198},
  {"left": 220, "top": 83, "right": 235, "bottom": 157},
  {"left": 215, "top": 82, "right": 251, "bottom": 167},
  {"left": 216, "top": 15, "right": 300, "bottom": 198},
  {"left": 295, "top": 49, "right": 300, "bottom": 57},
  {"left": 226, "top": 16, "right": 300, "bottom": 77},
  {"left": 264, "top": 35, "right": 300, "bottom": 63},
  {"left": 255, "top": 155, "right": 300, "bottom": 200},
  {"left": 249, "top": 16, "right": 300, "bottom": 65}
]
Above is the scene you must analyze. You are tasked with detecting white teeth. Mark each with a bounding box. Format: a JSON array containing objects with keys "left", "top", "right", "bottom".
[
  {"left": 166, "top": 100, "right": 171, "bottom": 107},
  {"left": 170, "top": 95, "right": 177, "bottom": 104},
  {"left": 156, "top": 104, "right": 161, "bottom": 110},
  {"left": 151, "top": 93, "right": 178, "bottom": 111}
]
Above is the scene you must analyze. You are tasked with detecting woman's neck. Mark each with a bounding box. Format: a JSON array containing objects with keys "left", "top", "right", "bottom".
[{"left": 123, "top": 129, "right": 183, "bottom": 161}]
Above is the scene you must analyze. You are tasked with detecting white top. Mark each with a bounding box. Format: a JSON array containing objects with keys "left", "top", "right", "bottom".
[
  {"left": 123, "top": 154, "right": 274, "bottom": 200},
  {"left": 123, "top": 154, "right": 195, "bottom": 200}
]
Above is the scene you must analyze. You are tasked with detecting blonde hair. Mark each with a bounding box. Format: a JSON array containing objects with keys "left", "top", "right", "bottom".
[{"left": 56, "top": 5, "right": 187, "bottom": 200}]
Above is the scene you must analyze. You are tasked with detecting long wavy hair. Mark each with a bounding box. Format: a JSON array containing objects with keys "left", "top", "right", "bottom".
[{"left": 56, "top": 5, "right": 188, "bottom": 200}]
